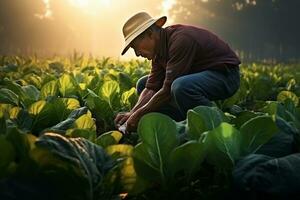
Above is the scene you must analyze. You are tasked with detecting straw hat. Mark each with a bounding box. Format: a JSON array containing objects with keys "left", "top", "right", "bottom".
[{"left": 121, "top": 12, "right": 167, "bottom": 55}]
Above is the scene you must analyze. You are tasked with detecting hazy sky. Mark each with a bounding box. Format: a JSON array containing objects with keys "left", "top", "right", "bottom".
[
  {"left": 0, "top": 0, "right": 177, "bottom": 59},
  {"left": 1, "top": 0, "right": 299, "bottom": 60}
]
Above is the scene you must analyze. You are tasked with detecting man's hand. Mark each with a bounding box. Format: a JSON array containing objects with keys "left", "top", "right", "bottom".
[
  {"left": 125, "top": 110, "right": 144, "bottom": 132},
  {"left": 114, "top": 112, "right": 132, "bottom": 128}
]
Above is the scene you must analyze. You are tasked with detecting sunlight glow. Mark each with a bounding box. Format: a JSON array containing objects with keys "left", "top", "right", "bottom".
[
  {"left": 35, "top": 0, "right": 53, "bottom": 19},
  {"left": 68, "top": 0, "right": 111, "bottom": 9},
  {"left": 161, "top": 0, "right": 176, "bottom": 24},
  {"left": 34, "top": 0, "right": 178, "bottom": 58}
]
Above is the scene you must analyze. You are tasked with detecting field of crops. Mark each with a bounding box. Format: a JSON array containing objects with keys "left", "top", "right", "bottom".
[{"left": 0, "top": 55, "right": 300, "bottom": 199}]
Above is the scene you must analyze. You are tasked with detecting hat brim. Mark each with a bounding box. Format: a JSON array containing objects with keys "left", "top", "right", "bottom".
[{"left": 121, "top": 16, "right": 167, "bottom": 56}]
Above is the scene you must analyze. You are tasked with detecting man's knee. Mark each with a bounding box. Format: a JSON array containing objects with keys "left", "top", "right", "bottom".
[
  {"left": 136, "top": 75, "right": 148, "bottom": 95},
  {"left": 171, "top": 77, "right": 188, "bottom": 98},
  {"left": 171, "top": 76, "right": 211, "bottom": 107}
]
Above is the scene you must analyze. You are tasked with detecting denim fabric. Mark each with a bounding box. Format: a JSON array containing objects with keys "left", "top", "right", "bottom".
[{"left": 136, "top": 66, "right": 240, "bottom": 121}]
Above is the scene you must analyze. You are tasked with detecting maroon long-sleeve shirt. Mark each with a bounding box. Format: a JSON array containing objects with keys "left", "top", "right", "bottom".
[{"left": 145, "top": 24, "right": 241, "bottom": 91}]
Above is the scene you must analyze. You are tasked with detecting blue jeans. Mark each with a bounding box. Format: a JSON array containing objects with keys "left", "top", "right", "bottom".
[{"left": 136, "top": 65, "right": 240, "bottom": 121}]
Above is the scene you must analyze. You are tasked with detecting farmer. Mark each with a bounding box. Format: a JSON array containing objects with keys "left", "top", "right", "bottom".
[{"left": 115, "top": 12, "right": 241, "bottom": 132}]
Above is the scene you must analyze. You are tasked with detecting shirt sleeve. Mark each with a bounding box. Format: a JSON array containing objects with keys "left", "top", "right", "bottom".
[
  {"left": 145, "top": 60, "right": 165, "bottom": 91},
  {"left": 162, "top": 34, "right": 198, "bottom": 89}
]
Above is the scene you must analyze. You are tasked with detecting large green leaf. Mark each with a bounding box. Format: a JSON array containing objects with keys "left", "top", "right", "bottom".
[
  {"left": 31, "top": 133, "right": 116, "bottom": 200},
  {"left": 105, "top": 144, "right": 140, "bottom": 192},
  {"left": 121, "top": 87, "right": 138, "bottom": 110},
  {"left": 65, "top": 113, "right": 97, "bottom": 141},
  {"left": 240, "top": 116, "right": 279, "bottom": 155},
  {"left": 0, "top": 88, "right": 19, "bottom": 106},
  {"left": 187, "top": 106, "right": 227, "bottom": 140},
  {"left": 23, "top": 73, "right": 42, "bottom": 88},
  {"left": 3, "top": 79, "right": 37, "bottom": 107},
  {"left": 28, "top": 100, "right": 55, "bottom": 135},
  {"left": 52, "top": 98, "right": 81, "bottom": 121},
  {"left": 203, "top": 123, "right": 240, "bottom": 169},
  {"left": 169, "top": 140, "right": 206, "bottom": 178},
  {"left": 85, "top": 90, "right": 114, "bottom": 130},
  {"left": 133, "top": 113, "right": 179, "bottom": 184},
  {"left": 231, "top": 110, "right": 263, "bottom": 129},
  {"left": 22, "top": 85, "right": 40, "bottom": 102},
  {"left": 28, "top": 100, "right": 47, "bottom": 115},
  {"left": 58, "top": 74, "right": 78, "bottom": 97},
  {"left": 40, "top": 80, "right": 59, "bottom": 99},
  {"left": 100, "top": 80, "right": 120, "bottom": 108},
  {"left": 12, "top": 109, "right": 33, "bottom": 133},
  {"left": 132, "top": 143, "right": 161, "bottom": 182},
  {"left": 85, "top": 89, "right": 112, "bottom": 116},
  {"left": 118, "top": 72, "right": 133, "bottom": 92},
  {"left": 46, "top": 107, "right": 89, "bottom": 134},
  {"left": 73, "top": 113, "right": 96, "bottom": 131}
]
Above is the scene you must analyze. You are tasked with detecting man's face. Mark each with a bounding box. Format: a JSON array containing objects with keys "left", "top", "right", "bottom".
[{"left": 130, "top": 32, "right": 156, "bottom": 60}]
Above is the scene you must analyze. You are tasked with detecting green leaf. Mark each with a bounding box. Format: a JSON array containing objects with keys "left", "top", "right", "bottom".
[
  {"left": 32, "top": 132, "right": 116, "bottom": 199},
  {"left": 28, "top": 100, "right": 56, "bottom": 134},
  {"left": 0, "top": 116, "right": 6, "bottom": 135},
  {"left": 95, "top": 131, "right": 123, "bottom": 148},
  {"left": 169, "top": 140, "right": 206, "bottom": 178},
  {"left": 46, "top": 107, "right": 89, "bottom": 134},
  {"left": 232, "top": 110, "right": 263, "bottom": 129},
  {"left": 85, "top": 91, "right": 114, "bottom": 129},
  {"left": 203, "top": 123, "right": 241, "bottom": 169},
  {"left": 118, "top": 72, "right": 133, "bottom": 91},
  {"left": 0, "top": 88, "right": 19, "bottom": 106},
  {"left": 9, "top": 106, "right": 21, "bottom": 119},
  {"left": 22, "top": 85, "right": 40, "bottom": 102},
  {"left": 3, "top": 79, "right": 26, "bottom": 101},
  {"left": 261, "top": 101, "right": 280, "bottom": 115},
  {"left": 3, "top": 79, "right": 38, "bottom": 107},
  {"left": 132, "top": 143, "right": 161, "bottom": 182},
  {"left": 105, "top": 144, "right": 139, "bottom": 192},
  {"left": 28, "top": 100, "right": 47, "bottom": 115},
  {"left": 0, "top": 135, "right": 15, "bottom": 177},
  {"left": 240, "top": 116, "right": 279, "bottom": 155},
  {"left": 66, "top": 129, "right": 96, "bottom": 141},
  {"left": 23, "top": 73, "right": 42, "bottom": 88},
  {"left": 121, "top": 87, "right": 138, "bottom": 110},
  {"left": 11, "top": 109, "right": 33, "bottom": 132},
  {"left": 187, "top": 106, "right": 227, "bottom": 140},
  {"left": 40, "top": 80, "right": 59, "bottom": 99},
  {"left": 277, "top": 90, "right": 299, "bottom": 106},
  {"left": 133, "top": 113, "right": 179, "bottom": 184},
  {"left": 73, "top": 113, "right": 96, "bottom": 131},
  {"left": 100, "top": 80, "right": 120, "bottom": 108},
  {"left": 58, "top": 74, "right": 78, "bottom": 97},
  {"left": 6, "top": 127, "right": 33, "bottom": 161}
]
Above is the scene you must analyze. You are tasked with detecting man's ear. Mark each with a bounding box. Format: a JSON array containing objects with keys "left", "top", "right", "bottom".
[{"left": 146, "top": 28, "right": 154, "bottom": 39}]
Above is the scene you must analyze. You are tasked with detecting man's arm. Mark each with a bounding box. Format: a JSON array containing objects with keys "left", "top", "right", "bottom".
[
  {"left": 137, "top": 85, "right": 171, "bottom": 114},
  {"left": 124, "top": 85, "right": 170, "bottom": 132},
  {"left": 114, "top": 88, "right": 157, "bottom": 126},
  {"left": 130, "top": 88, "right": 157, "bottom": 113}
]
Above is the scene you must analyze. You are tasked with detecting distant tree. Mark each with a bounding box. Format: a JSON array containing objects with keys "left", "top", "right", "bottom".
[{"left": 170, "top": 0, "right": 300, "bottom": 61}]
